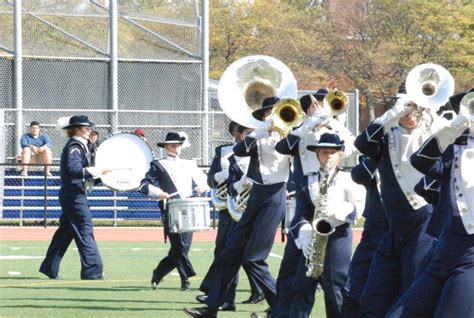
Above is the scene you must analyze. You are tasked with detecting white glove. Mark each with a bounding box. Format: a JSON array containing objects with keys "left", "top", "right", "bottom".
[
  {"left": 233, "top": 174, "right": 252, "bottom": 194},
  {"left": 375, "top": 96, "right": 415, "bottom": 131},
  {"left": 292, "top": 115, "right": 330, "bottom": 137},
  {"left": 214, "top": 168, "right": 229, "bottom": 184},
  {"left": 295, "top": 223, "right": 313, "bottom": 258},
  {"left": 147, "top": 185, "right": 169, "bottom": 200},
  {"left": 434, "top": 106, "right": 471, "bottom": 152}
]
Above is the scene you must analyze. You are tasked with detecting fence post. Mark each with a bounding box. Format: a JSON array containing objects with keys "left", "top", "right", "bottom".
[
  {"left": 0, "top": 110, "right": 5, "bottom": 218},
  {"left": 43, "top": 164, "right": 48, "bottom": 228},
  {"left": 20, "top": 176, "right": 24, "bottom": 226},
  {"left": 113, "top": 190, "right": 117, "bottom": 227}
]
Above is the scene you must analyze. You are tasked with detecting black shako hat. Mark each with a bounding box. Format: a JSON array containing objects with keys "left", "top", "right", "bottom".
[
  {"left": 307, "top": 133, "right": 345, "bottom": 152},
  {"left": 252, "top": 96, "right": 280, "bottom": 120},
  {"left": 314, "top": 88, "right": 329, "bottom": 101},
  {"left": 157, "top": 132, "right": 185, "bottom": 148},
  {"left": 62, "top": 115, "right": 94, "bottom": 129},
  {"left": 299, "top": 88, "right": 329, "bottom": 114}
]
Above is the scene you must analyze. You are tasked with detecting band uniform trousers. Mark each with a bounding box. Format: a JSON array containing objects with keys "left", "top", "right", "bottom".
[
  {"left": 340, "top": 221, "right": 387, "bottom": 318},
  {"left": 386, "top": 229, "right": 474, "bottom": 318},
  {"left": 287, "top": 223, "right": 352, "bottom": 318},
  {"left": 153, "top": 207, "right": 196, "bottom": 282},
  {"left": 359, "top": 211, "right": 435, "bottom": 317},
  {"left": 205, "top": 182, "right": 286, "bottom": 310},
  {"left": 199, "top": 209, "right": 239, "bottom": 304},
  {"left": 271, "top": 231, "right": 303, "bottom": 317},
  {"left": 272, "top": 194, "right": 310, "bottom": 317},
  {"left": 39, "top": 189, "right": 103, "bottom": 279}
]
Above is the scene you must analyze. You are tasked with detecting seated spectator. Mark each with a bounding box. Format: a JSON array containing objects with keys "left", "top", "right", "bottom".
[
  {"left": 88, "top": 130, "right": 100, "bottom": 165},
  {"left": 20, "top": 121, "right": 53, "bottom": 176}
]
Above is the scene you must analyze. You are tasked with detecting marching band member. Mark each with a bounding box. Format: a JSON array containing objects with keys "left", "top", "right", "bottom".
[
  {"left": 227, "top": 126, "right": 267, "bottom": 307},
  {"left": 355, "top": 94, "right": 436, "bottom": 316},
  {"left": 139, "top": 131, "right": 209, "bottom": 291},
  {"left": 274, "top": 133, "right": 364, "bottom": 318},
  {"left": 197, "top": 122, "right": 261, "bottom": 311},
  {"left": 198, "top": 121, "right": 237, "bottom": 303},
  {"left": 341, "top": 155, "right": 388, "bottom": 317},
  {"left": 39, "top": 115, "right": 110, "bottom": 280},
  {"left": 271, "top": 90, "right": 329, "bottom": 317},
  {"left": 387, "top": 89, "right": 474, "bottom": 317},
  {"left": 184, "top": 96, "right": 290, "bottom": 318}
]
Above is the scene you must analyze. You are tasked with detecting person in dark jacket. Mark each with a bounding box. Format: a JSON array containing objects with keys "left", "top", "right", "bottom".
[{"left": 39, "top": 115, "right": 110, "bottom": 279}]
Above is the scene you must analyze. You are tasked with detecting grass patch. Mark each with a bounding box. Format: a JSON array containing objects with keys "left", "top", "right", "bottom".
[{"left": 0, "top": 241, "right": 327, "bottom": 317}]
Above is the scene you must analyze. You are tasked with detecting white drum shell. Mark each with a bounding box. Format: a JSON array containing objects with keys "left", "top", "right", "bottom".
[
  {"left": 285, "top": 199, "right": 296, "bottom": 234},
  {"left": 168, "top": 198, "right": 211, "bottom": 233},
  {"left": 95, "top": 132, "right": 154, "bottom": 191}
]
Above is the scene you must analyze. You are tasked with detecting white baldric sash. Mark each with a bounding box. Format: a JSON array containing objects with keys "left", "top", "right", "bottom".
[
  {"left": 299, "top": 131, "right": 321, "bottom": 175},
  {"left": 388, "top": 128, "right": 427, "bottom": 209},
  {"left": 453, "top": 140, "right": 474, "bottom": 234},
  {"left": 159, "top": 157, "right": 193, "bottom": 199},
  {"left": 256, "top": 131, "right": 290, "bottom": 184}
]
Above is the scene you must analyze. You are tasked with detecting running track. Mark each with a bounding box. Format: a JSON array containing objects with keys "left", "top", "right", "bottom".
[{"left": 0, "top": 227, "right": 363, "bottom": 243}]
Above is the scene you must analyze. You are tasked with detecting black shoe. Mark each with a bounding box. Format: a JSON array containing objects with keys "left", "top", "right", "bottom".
[
  {"left": 242, "top": 292, "right": 265, "bottom": 304},
  {"left": 218, "top": 302, "right": 236, "bottom": 311},
  {"left": 181, "top": 280, "right": 191, "bottom": 291},
  {"left": 183, "top": 306, "right": 217, "bottom": 318},
  {"left": 39, "top": 270, "right": 58, "bottom": 279},
  {"left": 82, "top": 276, "right": 105, "bottom": 280},
  {"left": 196, "top": 294, "right": 208, "bottom": 304},
  {"left": 150, "top": 269, "right": 162, "bottom": 290}
]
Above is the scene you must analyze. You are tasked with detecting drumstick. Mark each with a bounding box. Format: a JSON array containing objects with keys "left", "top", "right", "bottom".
[
  {"left": 162, "top": 192, "right": 179, "bottom": 211},
  {"left": 167, "top": 191, "right": 180, "bottom": 199}
]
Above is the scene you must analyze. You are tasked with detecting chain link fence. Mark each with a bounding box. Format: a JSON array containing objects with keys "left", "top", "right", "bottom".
[{"left": 0, "top": 1, "right": 360, "bottom": 222}]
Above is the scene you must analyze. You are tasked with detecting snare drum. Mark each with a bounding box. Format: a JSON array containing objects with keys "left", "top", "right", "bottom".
[
  {"left": 95, "top": 132, "right": 154, "bottom": 191},
  {"left": 168, "top": 198, "right": 211, "bottom": 233},
  {"left": 285, "top": 198, "right": 296, "bottom": 234}
]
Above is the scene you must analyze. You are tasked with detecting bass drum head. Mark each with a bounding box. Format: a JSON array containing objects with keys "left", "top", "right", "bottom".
[{"left": 95, "top": 132, "right": 154, "bottom": 191}]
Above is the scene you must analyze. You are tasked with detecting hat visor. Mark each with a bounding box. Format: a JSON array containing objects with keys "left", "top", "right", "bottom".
[
  {"left": 252, "top": 106, "right": 274, "bottom": 120},
  {"left": 307, "top": 143, "right": 344, "bottom": 152},
  {"left": 157, "top": 140, "right": 185, "bottom": 148},
  {"left": 62, "top": 121, "right": 95, "bottom": 129}
]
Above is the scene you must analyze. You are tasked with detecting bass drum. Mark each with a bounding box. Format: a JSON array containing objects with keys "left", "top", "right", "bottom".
[{"left": 95, "top": 132, "right": 154, "bottom": 191}]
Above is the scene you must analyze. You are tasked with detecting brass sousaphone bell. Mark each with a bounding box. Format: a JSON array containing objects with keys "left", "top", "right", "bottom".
[{"left": 218, "top": 55, "right": 300, "bottom": 130}]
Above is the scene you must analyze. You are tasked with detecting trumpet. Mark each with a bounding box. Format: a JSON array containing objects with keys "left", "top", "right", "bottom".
[
  {"left": 322, "top": 89, "right": 349, "bottom": 116},
  {"left": 269, "top": 98, "right": 305, "bottom": 138}
]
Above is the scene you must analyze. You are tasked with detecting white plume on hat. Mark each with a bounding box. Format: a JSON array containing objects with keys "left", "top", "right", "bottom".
[
  {"left": 56, "top": 116, "right": 72, "bottom": 136},
  {"left": 178, "top": 131, "right": 191, "bottom": 149}
]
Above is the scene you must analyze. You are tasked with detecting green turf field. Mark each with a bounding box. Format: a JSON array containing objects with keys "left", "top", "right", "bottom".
[{"left": 0, "top": 241, "right": 327, "bottom": 317}]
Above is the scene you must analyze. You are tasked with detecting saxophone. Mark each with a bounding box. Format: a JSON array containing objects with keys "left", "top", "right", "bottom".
[{"left": 305, "top": 168, "right": 336, "bottom": 278}]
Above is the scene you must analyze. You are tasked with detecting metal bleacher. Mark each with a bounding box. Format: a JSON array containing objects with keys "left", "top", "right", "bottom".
[{"left": 2, "top": 169, "right": 161, "bottom": 221}]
